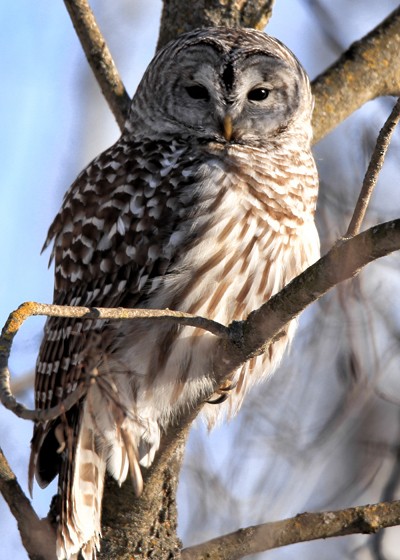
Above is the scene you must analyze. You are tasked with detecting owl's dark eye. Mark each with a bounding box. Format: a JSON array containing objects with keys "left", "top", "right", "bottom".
[
  {"left": 185, "top": 85, "right": 210, "bottom": 101},
  {"left": 247, "top": 87, "right": 270, "bottom": 101}
]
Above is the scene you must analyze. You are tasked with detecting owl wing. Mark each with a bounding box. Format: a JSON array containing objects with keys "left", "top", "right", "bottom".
[{"left": 30, "top": 136, "right": 194, "bottom": 487}]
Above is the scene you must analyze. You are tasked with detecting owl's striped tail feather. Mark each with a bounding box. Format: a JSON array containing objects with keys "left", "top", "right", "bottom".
[
  {"left": 59, "top": 394, "right": 151, "bottom": 559},
  {"left": 57, "top": 401, "right": 107, "bottom": 560},
  {"left": 30, "top": 388, "right": 156, "bottom": 560}
]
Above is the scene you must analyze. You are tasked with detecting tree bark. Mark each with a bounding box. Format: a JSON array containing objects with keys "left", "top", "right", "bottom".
[
  {"left": 157, "top": 0, "right": 275, "bottom": 50},
  {"left": 312, "top": 6, "right": 400, "bottom": 142},
  {"left": 99, "top": 445, "right": 184, "bottom": 559}
]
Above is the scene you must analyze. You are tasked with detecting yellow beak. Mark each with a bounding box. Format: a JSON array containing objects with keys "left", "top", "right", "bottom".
[{"left": 223, "top": 115, "right": 233, "bottom": 142}]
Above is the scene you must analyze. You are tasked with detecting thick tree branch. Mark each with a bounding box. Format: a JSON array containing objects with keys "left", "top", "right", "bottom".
[
  {"left": 181, "top": 500, "right": 400, "bottom": 560},
  {"left": 63, "top": 0, "right": 130, "bottom": 130},
  {"left": 0, "top": 447, "right": 55, "bottom": 560},
  {"left": 212, "top": 219, "right": 400, "bottom": 385},
  {"left": 346, "top": 97, "right": 400, "bottom": 237},
  {"left": 157, "top": 0, "right": 275, "bottom": 50},
  {"left": 312, "top": 6, "right": 400, "bottom": 143},
  {"left": 2, "top": 221, "right": 400, "bottom": 426},
  {"left": 142, "top": 219, "right": 400, "bottom": 497}
]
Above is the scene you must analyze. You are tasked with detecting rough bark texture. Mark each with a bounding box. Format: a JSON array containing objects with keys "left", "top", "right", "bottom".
[
  {"left": 0, "top": 447, "right": 55, "bottom": 560},
  {"left": 99, "top": 445, "right": 184, "bottom": 560},
  {"left": 157, "top": 0, "right": 275, "bottom": 50},
  {"left": 312, "top": 6, "right": 400, "bottom": 142},
  {"left": 181, "top": 501, "right": 400, "bottom": 560}
]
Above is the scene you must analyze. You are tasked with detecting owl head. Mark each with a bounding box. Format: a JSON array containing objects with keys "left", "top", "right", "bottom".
[{"left": 127, "top": 27, "right": 314, "bottom": 148}]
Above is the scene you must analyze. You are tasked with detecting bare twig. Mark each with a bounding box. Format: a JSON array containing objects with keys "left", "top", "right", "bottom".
[
  {"left": 0, "top": 302, "right": 229, "bottom": 421},
  {"left": 0, "top": 447, "right": 55, "bottom": 560},
  {"left": 63, "top": 0, "right": 130, "bottom": 130},
  {"left": 181, "top": 500, "right": 400, "bottom": 560},
  {"left": 0, "top": 301, "right": 229, "bottom": 338},
  {"left": 346, "top": 97, "right": 400, "bottom": 237},
  {"left": 312, "top": 6, "right": 400, "bottom": 143}
]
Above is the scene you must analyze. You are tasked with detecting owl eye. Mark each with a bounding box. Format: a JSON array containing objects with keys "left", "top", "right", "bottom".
[
  {"left": 185, "top": 85, "right": 210, "bottom": 101},
  {"left": 247, "top": 87, "right": 270, "bottom": 101}
]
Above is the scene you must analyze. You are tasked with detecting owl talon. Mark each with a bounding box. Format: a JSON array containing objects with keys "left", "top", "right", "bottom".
[
  {"left": 207, "top": 380, "right": 237, "bottom": 404},
  {"left": 207, "top": 393, "right": 229, "bottom": 405}
]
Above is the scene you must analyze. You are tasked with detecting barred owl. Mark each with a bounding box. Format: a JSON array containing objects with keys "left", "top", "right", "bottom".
[{"left": 29, "top": 27, "right": 319, "bottom": 559}]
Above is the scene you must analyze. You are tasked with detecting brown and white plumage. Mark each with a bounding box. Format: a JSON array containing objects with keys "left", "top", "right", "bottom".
[{"left": 29, "top": 27, "right": 320, "bottom": 559}]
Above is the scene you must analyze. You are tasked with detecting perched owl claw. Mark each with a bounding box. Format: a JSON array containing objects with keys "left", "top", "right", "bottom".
[{"left": 207, "top": 380, "right": 237, "bottom": 404}]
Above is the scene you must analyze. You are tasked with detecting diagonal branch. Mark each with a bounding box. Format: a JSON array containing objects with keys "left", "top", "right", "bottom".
[
  {"left": 63, "top": 0, "right": 131, "bottom": 130},
  {"left": 346, "top": 97, "right": 400, "bottom": 237},
  {"left": 312, "top": 6, "right": 400, "bottom": 142},
  {"left": 180, "top": 500, "right": 400, "bottom": 560},
  {"left": 213, "top": 219, "right": 400, "bottom": 383},
  {"left": 0, "top": 447, "right": 55, "bottom": 560},
  {"left": 132, "top": 218, "right": 400, "bottom": 495}
]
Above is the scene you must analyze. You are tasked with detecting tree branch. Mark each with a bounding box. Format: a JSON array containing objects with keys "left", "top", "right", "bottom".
[
  {"left": 312, "top": 6, "right": 400, "bottom": 143},
  {"left": 157, "top": 0, "right": 275, "bottom": 50},
  {"left": 109, "top": 218, "right": 400, "bottom": 508},
  {"left": 0, "top": 447, "right": 55, "bottom": 560},
  {"left": 0, "top": 303, "right": 229, "bottom": 421},
  {"left": 212, "top": 219, "right": 400, "bottom": 384},
  {"left": 346, "top": 97, "right": 400, "bottom": 237},
  {"left": 2, "top": 221, "right": 400, "bottom": 426},
  {"left": 63, "top": 0, "right": 131, "bottom": 130},
  {"left": 180, "top": 500, "right": 400, "bottom": 560}
]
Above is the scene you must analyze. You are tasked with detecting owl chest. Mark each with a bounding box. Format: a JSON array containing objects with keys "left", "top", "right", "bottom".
[{"left": 168, "top": 162, "right": 306, "bottom": 322}]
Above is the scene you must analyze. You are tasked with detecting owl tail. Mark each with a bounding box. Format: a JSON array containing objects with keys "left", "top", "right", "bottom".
[
  {"left": 56, "top": 401, "right": 107, "bottom": 560},
  {"left": 56, "top": 387, "right": 154, "bottom": 560}
]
